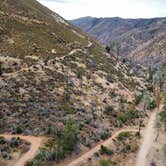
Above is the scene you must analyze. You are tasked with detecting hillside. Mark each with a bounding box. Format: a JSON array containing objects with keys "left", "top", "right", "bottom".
[
  {"left": 0, "top": 0, "right": 143, "bottom": 130},
  {"left": 71, "top": 16, "right": 166, "bottom": 66},
  {"left": 0, "top": 0, "right": 149, "bottom": 165}
]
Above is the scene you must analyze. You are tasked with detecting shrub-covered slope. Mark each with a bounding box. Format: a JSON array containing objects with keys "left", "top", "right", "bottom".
[{"left": 0, "top": 1, "right": 145, "bottom": 159}]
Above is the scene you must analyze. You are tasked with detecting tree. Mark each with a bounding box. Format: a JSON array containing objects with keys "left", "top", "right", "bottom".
[
  {"left": 153, "top": 70, "right": 164, "bottom": 89},
  {"left": 148, "top": 66, "right": 154, "bottom": 81},
  {"left": 162, "top": 145, "right": 166, "bottom": 166},
  {"left": 108, "top": 41, "right": 116, "bottom": 51},
  {"left": 142, "top": 91, "right": 151, "bottom": 113},
  {"left": 0, "top": 62, "right": 3, "bottom": 76},
  {"left": 54, "top": 118, "right": 79, "bottom": 162},
  {"left": 106, "top": 41, "right": 121, "bottom": 60},
  {"left": 134, "top": 93, "right": 143, "bottom": 106},
  {"left": 153, "top": 70, "right": 164, "bottom": 111},
  {"left": 155, "top": 86, "right": 161, "bottom": 112},
  {"left": 163, "top": 70, "right": 166, "bottom": 92},
  {"left": 138, "top": 116, "right": 143, "bottom": 137},
  {"left": 58, "top": 118, "right": 78, "bottom": 153},
  {"left": 137, "top": 92, "right": 150, "bottom": 136},
  {"left": 159, "top": 93, "right": 166, "bottom": 132},
  {"left": 116, "top": 42, "right": 121, "bottom": 57},
  {"left": 163, "top": 144, "right": 166, "bottom": 158},
  {"left": 105, "top": 46, "right": 110, "bottom": 53},
  {"left": 154, "top": 115, "right": 162, "bottom": 142}
]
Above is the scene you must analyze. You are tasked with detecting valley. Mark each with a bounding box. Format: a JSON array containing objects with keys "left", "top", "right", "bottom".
[
  {"left": 0, "top": 0, "right": 166, "bottom": 166},
  {"left": 71, "top": 17, "right": 166, "bottom": 66}
]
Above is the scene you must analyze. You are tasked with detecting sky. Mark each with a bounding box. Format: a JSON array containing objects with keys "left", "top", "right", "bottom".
[{"left": 37, "top": 0, "right": 166, "bottom": 20}]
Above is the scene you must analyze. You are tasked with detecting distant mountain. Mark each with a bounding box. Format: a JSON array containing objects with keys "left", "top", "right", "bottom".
[{"left": 70, "top": 16, "right": 166, "bottom": 66}]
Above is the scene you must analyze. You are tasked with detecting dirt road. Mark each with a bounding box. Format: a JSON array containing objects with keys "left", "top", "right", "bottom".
[
  {"left": 67, "top": 110, "right": 157, "bottom": 166},
  {"left": 0, "top": 134, "right": 43, "bottom": 166},
  {"left": 136, "top": 111, "right": 157, "bottom": 166},
  {"left": 67, "top": 128, "right": 137, "bottom": 166},
  {"left": 0, "top": 110, "right": 157, "bottom": 166}
]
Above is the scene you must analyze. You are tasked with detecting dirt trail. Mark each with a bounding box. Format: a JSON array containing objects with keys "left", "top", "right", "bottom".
[
  {"left": 67, "top": 128, "right": 137, "bottom": 166},
  {"left": 67, "top": 110, "right": 157, "bottom": 166},
  {"left": 0, "top": 111, "right": 156, "bottom": 166},
  {"left": 0, "top": 134, "right": 43, "bottom": 166},
  {"left": 136, "top": 111, "right": 157, "bottom": 166}
]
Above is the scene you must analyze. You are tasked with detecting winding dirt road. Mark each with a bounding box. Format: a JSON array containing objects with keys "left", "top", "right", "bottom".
[
  {"left": 67, "top": 128, "right": 137, "bottom": 166},
  {"left": 136, "top": 111, "right": 157, "bottom": 166},
  {"left": 0, "top": 134, "right": 43, "bottom": 166},
  {"left": 0, "top": 110, "right": 157, "bottom": 166},
  {"left": 67, "top": 110, "right": 157, "bottom": 166}
]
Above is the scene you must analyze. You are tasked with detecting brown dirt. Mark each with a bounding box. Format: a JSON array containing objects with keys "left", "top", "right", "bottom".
[{"left": 0, "top": 134, "right": 43, "bottom": 166}]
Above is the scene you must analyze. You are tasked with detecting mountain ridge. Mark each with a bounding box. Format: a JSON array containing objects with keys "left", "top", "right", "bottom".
[{"left": 70, "top": 16, "right": 166, "bottom": 66}]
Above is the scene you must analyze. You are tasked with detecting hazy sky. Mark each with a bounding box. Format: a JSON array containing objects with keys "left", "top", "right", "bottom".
[{"left": 37, "top": 0, "right": 166, "bottom": 20}]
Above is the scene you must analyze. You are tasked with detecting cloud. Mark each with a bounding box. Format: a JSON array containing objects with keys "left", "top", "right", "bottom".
[
  {"left": 54, "top": 0, "right": 69, "bottom": 3},
  {"left": 37, "top": 0, "right": 166, "bottom": 19},
  {"left": 39, "top": 0, "right": 79, "bottom": 3}
]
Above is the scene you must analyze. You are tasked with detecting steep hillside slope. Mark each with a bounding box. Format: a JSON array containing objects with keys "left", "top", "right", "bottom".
[
  {"left": 71, "top": 17, "right": 166, "bottom": 66},
  {"left": 0, "top": 0, "right": 141, "bottom": 129},
  {"left": 0, "top": 1, "right": 146, "bottom": 165}
]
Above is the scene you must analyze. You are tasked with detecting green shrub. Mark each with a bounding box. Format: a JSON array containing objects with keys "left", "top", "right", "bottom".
[
  {"left": 117, "top": 112, "right": 128, "bottom": 123},
  {"left": 149, "top": 99, "right": 156, "bottom": 110},
  {"left": 15, "top": 126, "right": 22, "bottom": 134},
  {"left": 100, "top": 145, "right": 114, "bottom": 155},
  {"left": 31, "top": 160, "right": 42, "bottom": 166},
  {"left": 134, "top": 93, "right": 143, "bottom": 105},
  {"left": 0, "top": 137, "right": 5, "bottom": 144},
  {"left": 51, "top": 147, "right": 65, "bottom": 162},
  {"left": 147, "top": 84, "right": 153, "bottom": 92},
  {"left": 100, "top": 131, "right": 110, "bottom": 140},
  {"left": 117, "top": 132, "right": 131, "bottom": 141},
  {"left": 122, "top": 144, "right": 131, "bottom": 153},
  {"left": 109, "top": 90, "right": 117, "bottom": 98},
  {"left": 25, "top": 161, "right": 33, "bottom": 166},
  {"left": 1, "top": 151, "right": 10, "bottom": 160},
  {"left": 120, "top": 96, "right": 127, "bottom": 104},
  {"left": 45, "top": 124, "right": 56, "bottom": 136},
  {"left": 10, "top": 137, "right": 21, "bottom": 148},
  {"left": 0, "top": 63, "right": 3, "bottom": 76},
  {"left": 117, "top": 109, "right": 139, "bottom": 125},
  {"left": 99, "top": 159, "right": 117, "bottom": 166},
  {"left": 127, "top": 109, "right": 139, "bottom": 119},
  {"left": 117, "top": 120, "right": 123, "bottom": 127},
  {"left": 104, "top": 105, "right": 114, "bottom": 115},
  {"left": 163, "top": 144, "right": 166, "bottom": 156}
]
